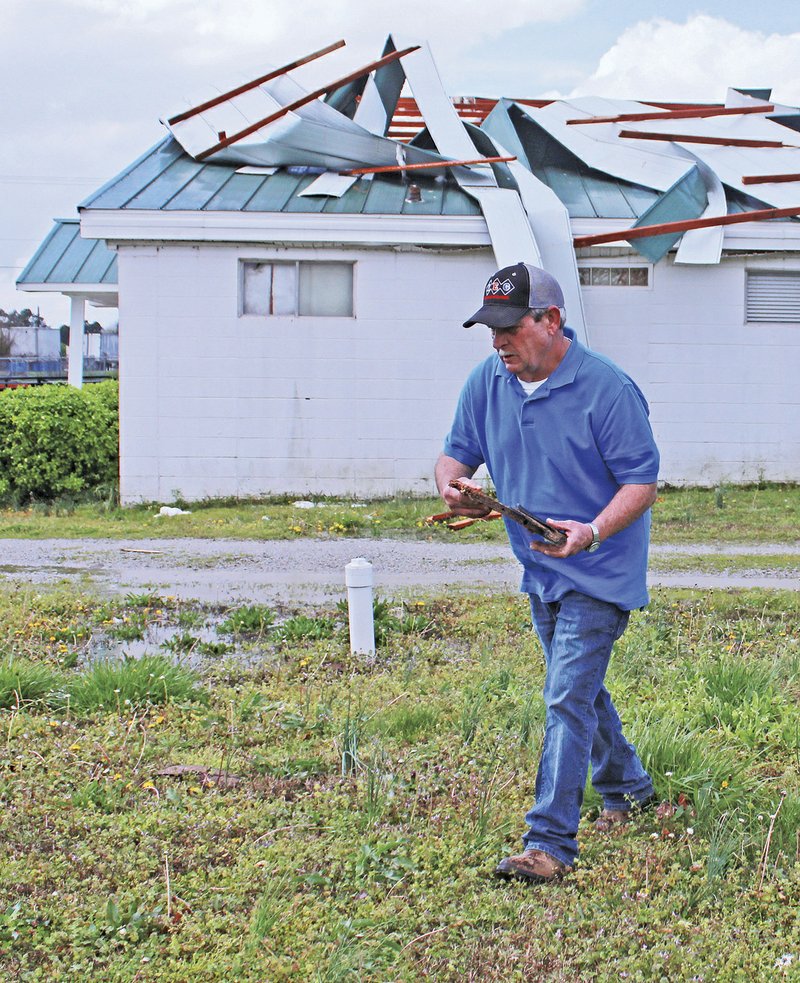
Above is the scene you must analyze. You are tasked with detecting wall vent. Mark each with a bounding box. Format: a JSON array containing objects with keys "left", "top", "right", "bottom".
[{"left": 746, "top": 270, "right": 800, "bottom": 323}]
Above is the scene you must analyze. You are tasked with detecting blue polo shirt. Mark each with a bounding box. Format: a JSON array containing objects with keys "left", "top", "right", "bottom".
[{"left": 443, "top": 328, "right": 660, "bottom": 610}]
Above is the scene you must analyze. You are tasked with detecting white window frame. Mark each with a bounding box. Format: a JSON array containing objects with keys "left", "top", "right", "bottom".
[{"left": 239, "top": 260, "right": 355, "bottom": 318}]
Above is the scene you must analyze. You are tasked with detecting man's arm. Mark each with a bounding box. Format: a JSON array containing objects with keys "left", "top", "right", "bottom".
[
  {"left": 434, "top": 453, "right": 491, "bottom": 517},
  {"left": 530, "top": 482, "right": 658, "bottom": 558}
]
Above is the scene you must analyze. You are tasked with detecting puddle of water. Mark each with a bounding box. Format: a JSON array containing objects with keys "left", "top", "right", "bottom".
[
  {"left": 81, "top": 609, "right": 323, "bottom": 670},
  {"left": 88, "top": 623, "right": 223, "bottom": 667},
  {"left": 0, "top": 564, "right": 98, "bottom": 576}
]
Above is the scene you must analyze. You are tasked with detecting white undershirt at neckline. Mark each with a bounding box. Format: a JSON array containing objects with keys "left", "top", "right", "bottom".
[{"left": 518, "top": 377, "right": 548, "bottom": 396}]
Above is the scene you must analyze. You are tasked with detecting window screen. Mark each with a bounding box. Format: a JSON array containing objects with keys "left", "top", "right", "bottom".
[{"left": 746, "top": 270, "right": 800, "bottom": 323}]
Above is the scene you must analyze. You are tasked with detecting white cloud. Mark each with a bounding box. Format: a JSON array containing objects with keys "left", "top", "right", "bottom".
[
  {"left": 44, "top": 0, "right": 587, "bottom": 76},
  {"left": 571, "top": 15, "right": 800, "bottom": 105}
]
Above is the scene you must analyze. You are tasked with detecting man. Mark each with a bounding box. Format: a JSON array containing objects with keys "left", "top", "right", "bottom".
[{"left": 435, "top": 261, "right": 659, "bottom": 884}]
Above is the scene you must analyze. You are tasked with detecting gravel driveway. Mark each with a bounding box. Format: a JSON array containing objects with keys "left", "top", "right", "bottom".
[{"left": 1, "top": 538, "right": 798, "bottom": 606}]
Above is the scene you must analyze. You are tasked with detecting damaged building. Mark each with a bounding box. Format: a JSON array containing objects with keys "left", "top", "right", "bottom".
[{"left": 17, "top": 37, "right": 800, "bottom": 502}]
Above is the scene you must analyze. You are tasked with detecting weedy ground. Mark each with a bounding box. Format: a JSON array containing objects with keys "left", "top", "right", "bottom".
[{"left": 0, "top": 584, "right": 798, "bottom": 981}]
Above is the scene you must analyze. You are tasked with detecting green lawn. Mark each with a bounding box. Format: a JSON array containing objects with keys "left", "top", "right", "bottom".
[
  {"left": 1, "top": 584, "right": 798, "bottom": 980},
  {"left": 1, "top": 483, "right": 799, "bottom": 544}
]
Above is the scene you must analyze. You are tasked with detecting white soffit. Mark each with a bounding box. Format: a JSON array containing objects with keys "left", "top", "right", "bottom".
[
  {"left": 673, "top": 153, "right": 726, "bottom": 265},
  {"left": 388, "top": 35, "right": 491, "bottom": 179},
  {"left": 297, "top": 173, "right": 360, "bottom": 198},
  {"left": 466, "top": 187, "right": 542, "bottom": 267},
  {"left": 352, "top": 75, "right": 389, "bottom": 135},
  {"left": 506, "top": 157, "right": 589, "bottom": 343}
]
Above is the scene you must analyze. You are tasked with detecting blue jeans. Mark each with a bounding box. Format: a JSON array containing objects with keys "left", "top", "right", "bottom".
[{"left": 522, "top": 591, "right": 653, "bottom": 866}]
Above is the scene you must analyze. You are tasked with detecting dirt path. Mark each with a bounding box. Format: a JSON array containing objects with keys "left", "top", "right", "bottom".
[{"left": 1, "top": 538, "right": 798, "bottom": 607}]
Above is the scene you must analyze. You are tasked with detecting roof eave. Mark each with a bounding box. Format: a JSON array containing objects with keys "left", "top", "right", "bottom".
[{"left": 79, "top": 208, "right": 494, "bottom": 248}]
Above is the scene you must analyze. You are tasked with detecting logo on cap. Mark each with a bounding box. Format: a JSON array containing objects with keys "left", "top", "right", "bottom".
[{"left": 485, "top": 277, "right": 515, "bottom": 299}]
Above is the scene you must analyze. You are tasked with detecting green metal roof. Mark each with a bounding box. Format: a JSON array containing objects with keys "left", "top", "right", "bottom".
[
  {"left": 79, "top": 134, "right": 665, "bottom": 221},
  {"left": 17, "top": 219, "right": 117, "bottom": 287},
  {"left": 80, "top": 137, "right": 483, "bottom": 217}
]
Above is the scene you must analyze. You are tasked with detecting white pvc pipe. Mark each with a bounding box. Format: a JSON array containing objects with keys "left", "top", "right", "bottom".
[{"left": 345, "top": 557, "right": 375, "bottom": 655}]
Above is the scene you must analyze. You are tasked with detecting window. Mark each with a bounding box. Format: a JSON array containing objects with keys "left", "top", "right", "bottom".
[
  {"left": 745, "top": 270, "right": 800, "bottom": 323},
  {"left": 578, "top": 265, "right": 649, "bottom": 287},
  {"left": 240, "top": 261, "right": 354, "bottom": 317}
]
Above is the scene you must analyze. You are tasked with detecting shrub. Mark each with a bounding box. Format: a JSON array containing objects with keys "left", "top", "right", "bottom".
[{"left": 0, "top": 380, "right": 118, "bottom": 501}]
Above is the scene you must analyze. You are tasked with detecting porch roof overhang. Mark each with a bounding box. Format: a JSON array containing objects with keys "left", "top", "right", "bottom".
[{"left": 16, "top": 218, "right": 119, "bottom": 307}]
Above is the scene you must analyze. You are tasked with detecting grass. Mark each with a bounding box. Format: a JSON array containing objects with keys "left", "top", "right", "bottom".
[
  {"left": 0, "top": 583, "right": 798, "bottom": 980},
  {"left": 0, "top": 489, "right": 798, "bottom": 978},
  {"left": 650, "top": 552, "right": 800, "bottom": 575},
  {"left": 1, "top": 482, "right": 799, "bottom": 543}
]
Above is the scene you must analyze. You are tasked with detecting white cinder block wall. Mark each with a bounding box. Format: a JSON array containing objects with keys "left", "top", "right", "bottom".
[
  {"left": 118, "top": 242, "right": 800, "bottom": 503},
  {"left": 118, "top": 243, "right": 494, "bottom": 503},
  {"left": 584, "top": 254, "right": 800, "bottom": 486}
]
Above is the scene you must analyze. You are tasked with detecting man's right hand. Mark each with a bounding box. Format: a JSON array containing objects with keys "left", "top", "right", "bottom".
[
  {"left": 442, "top": 479, "right": 493, "bottom": 517},
  {"left": 434, "top": 454, "right": 492, "bottom": 517}
]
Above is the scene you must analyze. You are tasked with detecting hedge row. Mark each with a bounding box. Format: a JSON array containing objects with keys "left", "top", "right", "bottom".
[{"left": 0, "top": 380, "right": 119, "bottom": 501}]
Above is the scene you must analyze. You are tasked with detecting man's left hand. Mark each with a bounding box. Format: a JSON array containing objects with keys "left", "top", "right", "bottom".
[{"left": 529, "top": 519, "right": 594, "bottom": 558}]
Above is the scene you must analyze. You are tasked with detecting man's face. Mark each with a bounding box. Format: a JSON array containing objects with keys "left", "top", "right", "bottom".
[{"left": 490, "top": 308, "right": 561, "bottom": 383}]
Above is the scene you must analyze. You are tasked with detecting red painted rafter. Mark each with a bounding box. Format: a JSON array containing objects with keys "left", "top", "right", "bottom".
[
  {"left": 618, "top": 129, "right": 794, "bottom": 148},
  {"left": 573, "top": 205, "right": 800, "bottom": 249},
  {"left": 567, "top": 104, "right": 774, "bottom": 125},
  {"left": 742, "top": 172, "right": 800, "bottom": 185},
  {"left": 341, "top": 155, "right": 516, "bottom": 176},
  {"left": 168, "top": 40, "right": 346, "bottom": 126},
  {"left": 196, "top": 46, "right": 420, "bottom": 162}
]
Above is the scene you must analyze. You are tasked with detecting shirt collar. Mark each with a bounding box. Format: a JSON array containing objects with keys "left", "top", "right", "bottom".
[{"left": 493, "top": 325, "right": 585, "bottom": 391}]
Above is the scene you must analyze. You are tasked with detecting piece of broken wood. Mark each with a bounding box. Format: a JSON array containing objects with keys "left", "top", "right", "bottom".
[{"left": 155, "top": 764, "right": 241, "bottom": 789}]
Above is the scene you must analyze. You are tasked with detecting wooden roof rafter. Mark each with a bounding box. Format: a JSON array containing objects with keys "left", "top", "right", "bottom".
[
  {"left": 340, "top": 155, "right": 516, "bottom": 176},
  {"left": 742, "top": 172, "right": 800, "bottom": 186},
  {"left": 573, "top": 204, "right": 800, "bottom": 249},
  {"left": 195, "top": 46, "right": 420, "bottom": 162},
  {"left": 567, "top": 104, "right": 775, "bottom": 126},
  {"left": 617, "top": 129, "right": 798, "bottom": 149},
  {"left": 168, "top": 40, "right": 347, "bottom": 126}
]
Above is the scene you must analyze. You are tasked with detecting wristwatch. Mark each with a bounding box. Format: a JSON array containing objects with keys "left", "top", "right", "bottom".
[{"left": 585, "top": 522, "right": 601, "bottom": 553}]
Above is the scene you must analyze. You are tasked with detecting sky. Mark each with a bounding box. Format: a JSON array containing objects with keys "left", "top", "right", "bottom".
[{"left": 3, "top": 0, "right": 800, "bottom": 327}]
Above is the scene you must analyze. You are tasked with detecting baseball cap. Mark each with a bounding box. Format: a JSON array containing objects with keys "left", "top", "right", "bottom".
[{"left": 463, "top": 262, "right": 565, "bottom": 328}]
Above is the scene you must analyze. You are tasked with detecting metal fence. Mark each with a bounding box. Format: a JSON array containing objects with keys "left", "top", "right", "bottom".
[{"left": 0, "top": 357, "right": 118, "bottom": 387}]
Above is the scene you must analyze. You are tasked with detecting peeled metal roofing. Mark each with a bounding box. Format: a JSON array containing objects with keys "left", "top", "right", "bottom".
[
  {"left": 17, "top": 219, "right": 117, "bottom": 286},
  {"left": 25, "top": 38, "right": 800, "bottom": 293}
]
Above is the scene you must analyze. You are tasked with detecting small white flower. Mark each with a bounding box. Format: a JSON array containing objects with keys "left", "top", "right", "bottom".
[{"left": 686, "top": 827, "right": 694, "bottom": 835}]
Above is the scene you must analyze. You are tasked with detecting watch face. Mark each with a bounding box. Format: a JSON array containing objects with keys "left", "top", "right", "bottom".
[{"left": 587, "top": 542, "right": 600, "bottom": 553}]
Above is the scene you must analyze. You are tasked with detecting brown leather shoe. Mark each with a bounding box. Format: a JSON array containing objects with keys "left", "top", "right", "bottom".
[
  {"left": 494, "top": 849, "right": 571, "bottom": 883},
  {"left": 594, "top": 808, "right": 630, "bottom": 832},
  {"left": 594, "top": 794, "right": 657, "bottom": 832}
]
